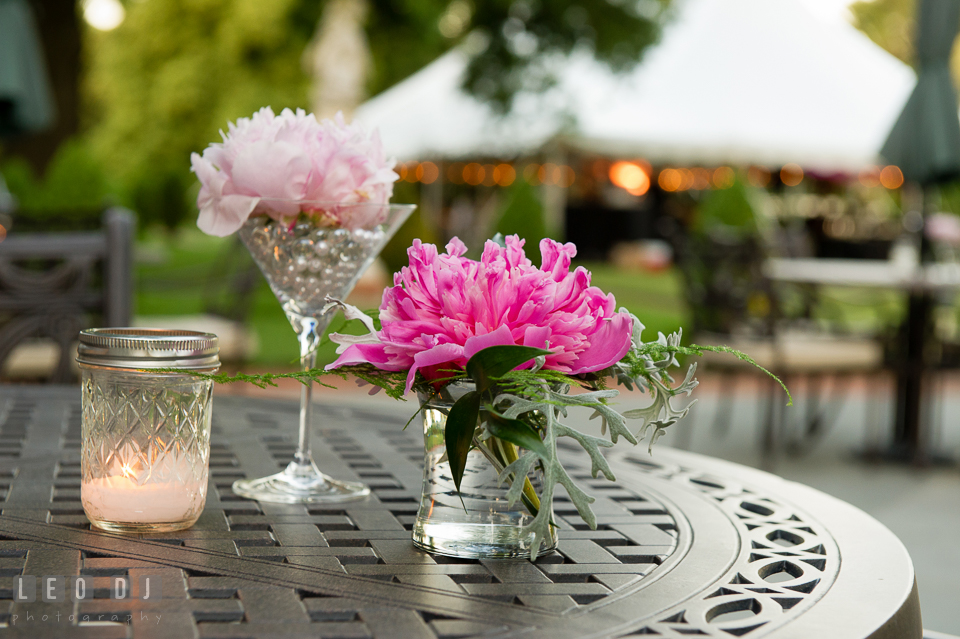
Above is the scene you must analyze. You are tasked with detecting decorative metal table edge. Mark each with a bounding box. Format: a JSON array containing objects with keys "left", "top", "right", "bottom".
[{"left": 0, "top": 386, "right": 921, "bottom": 638}]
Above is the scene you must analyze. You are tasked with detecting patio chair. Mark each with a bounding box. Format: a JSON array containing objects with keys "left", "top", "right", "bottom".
[
  {"left": 663, "top": 218, "right": 883, "bottom": 464},
  {"left": 0, "top": 207, "right": 134, "bottom": 382},
  {"left": 133, "top": 235, "right": 260, "bottom": 363}
]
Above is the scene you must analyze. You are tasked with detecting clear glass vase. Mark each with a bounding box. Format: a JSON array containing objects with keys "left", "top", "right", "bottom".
[{"left": 412, "top": 382, "right": 558, "bottom": 559}]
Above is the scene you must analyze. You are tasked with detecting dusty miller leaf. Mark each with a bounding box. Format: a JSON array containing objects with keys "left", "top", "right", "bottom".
[
  {"left": 554, "top": 424, "right": 615, "bottom": 481},
  {"left": 499, "top": 453, "right": 539, "bottom": 508}
]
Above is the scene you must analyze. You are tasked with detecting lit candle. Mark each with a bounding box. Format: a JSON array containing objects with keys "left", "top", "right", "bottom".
[
  {"left": 77, "top": 328, "right": 218, "bottom": 533},
  {"left": 81, "top": 453, "right": 207, "bottom": 524}
]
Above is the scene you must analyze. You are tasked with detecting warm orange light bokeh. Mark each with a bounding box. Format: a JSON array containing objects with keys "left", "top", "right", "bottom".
[
  {"left": 494, "top": 164, "right": 516, "bottom": 187},
  {"left": 692, "top": 168, "right": 711, "bottom": 190},
  {"left": 481, "top": 163, "right": 496, "bottom": 187},
  {"left": 880, "top": 165, "right": 904, "bottom": 189},
  {"left": 780, "top": 163, "right": 803, "bottom": 186},
  {"left": 418, "top": 161, "right": 439, "bottom": 184},
  {"left": 464, "top": 163, "right": 484, "bottom": 186},
  {"left": 658, "top": 168, "right": 682, "bottom": 192},
  {"left": 609, "top": 161, "right": 650, "bottom": 196},
  {"left": 539, "top": 163, "right": 554, "bottom": 184},
  {"left": 713, "top": 166, "right": 735, "bottom": 189},
  {"left": 541, "top": 163, "right": 567, "bottom": 185}
]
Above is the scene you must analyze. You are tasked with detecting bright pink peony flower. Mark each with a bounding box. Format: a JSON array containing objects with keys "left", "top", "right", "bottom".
[
  {"left": 191, "top": 107, "right": 398, "bottom": 236},
  {"left": 327, "top": 236, "right": 634, "bottom": 392}
]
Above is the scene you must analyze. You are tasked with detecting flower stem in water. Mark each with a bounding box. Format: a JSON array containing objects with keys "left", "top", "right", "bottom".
[{"left": 478, "top": 435, "right": 541, "bottom": 518}]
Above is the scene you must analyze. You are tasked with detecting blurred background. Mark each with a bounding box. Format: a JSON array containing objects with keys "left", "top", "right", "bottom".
[
  {"left": 3, "top": 0, "right": 960, "bottom": 631},
  {"left": 0, "top": 0, "right": 935, "bottom": 369}
]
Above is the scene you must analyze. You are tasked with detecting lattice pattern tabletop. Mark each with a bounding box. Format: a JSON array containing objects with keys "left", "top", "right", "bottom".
[{"left": 0, "top": 386, "right": 922, "bottom": 638}]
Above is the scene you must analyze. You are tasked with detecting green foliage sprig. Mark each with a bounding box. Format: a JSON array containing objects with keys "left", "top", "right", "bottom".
[
  {"left": 160, "top": 364, "right": 410, "bottom": 401},
  {"left": 169, "top": 309, "right": 788, "bottom": 561},
  {"left": 629, "top": 340, "right": 792, "bottom": 405}
]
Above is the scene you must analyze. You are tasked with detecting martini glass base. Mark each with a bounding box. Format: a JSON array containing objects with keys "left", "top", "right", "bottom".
[{"left": 232, "top": 460, "right": 370, "bottom": 504}]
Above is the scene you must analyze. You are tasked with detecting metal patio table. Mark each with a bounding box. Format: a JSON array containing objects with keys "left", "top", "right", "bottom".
[
  {"left": 0, "top": 385, "right": 921, "bottom": 638},
  {"left": 765, "top": 256, "right": 960, "bottom": 462}
]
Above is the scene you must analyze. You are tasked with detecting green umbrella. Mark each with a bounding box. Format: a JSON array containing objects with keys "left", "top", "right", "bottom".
[
  {"left": 879, "top": 0, "right": 960, "bottom": 464},
  {"left": 0, "top": 0, "right": 56, "bottom": 137},
  {"left": 881, "top": 0, "right": 960, "bottom": 184}
]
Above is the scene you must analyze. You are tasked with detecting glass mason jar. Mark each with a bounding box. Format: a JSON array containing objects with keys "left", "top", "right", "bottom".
[
  {"left": 412, "top": 381, "right": 558, "bottom": 559},
  {"left": 76, "top": 328, "right": 220, "bottom": 533}
]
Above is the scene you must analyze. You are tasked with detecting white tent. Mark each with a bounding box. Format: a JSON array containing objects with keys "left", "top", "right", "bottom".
[
  {"left": 355, "top": 0, "right": 916, "bottom": 172},
  {"left": 352, "top": 46, "right": 563, "bottom": 161}
]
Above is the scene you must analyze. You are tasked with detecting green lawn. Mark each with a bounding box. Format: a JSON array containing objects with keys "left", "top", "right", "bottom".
[
  {"left": 134, "top": 231, "right": 692, "bottom": 369},
  {"left": 581, "top": 262, "right": 688, "bottom": 340},
  {"left": 138, "top": 228, "right": 937, "bottom": 373},
  {"left": 136, "top": 228, "right": 303, "bottom": 367}
]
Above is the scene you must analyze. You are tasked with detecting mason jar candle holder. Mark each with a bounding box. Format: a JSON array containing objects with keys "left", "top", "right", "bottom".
[{"left": 77, "top": 328, "right": 220, "bottom": 533}]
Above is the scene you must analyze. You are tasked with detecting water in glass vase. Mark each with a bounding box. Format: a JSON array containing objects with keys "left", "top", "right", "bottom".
[{"left": 412, "top": 385, "right": 558, "bottom": 559}]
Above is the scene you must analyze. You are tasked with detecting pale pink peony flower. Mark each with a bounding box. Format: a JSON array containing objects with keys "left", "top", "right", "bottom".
[
  {"left": 327, "top": 236, "right": 634, "bottom": 392},
  {"left": 190, "top": 107, "right": 398, "bottom": 236}
]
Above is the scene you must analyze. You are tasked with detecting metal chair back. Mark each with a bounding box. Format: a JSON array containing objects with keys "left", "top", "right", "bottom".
[{"left": 0, "top": 207, "right": 134, "bottom": 382}]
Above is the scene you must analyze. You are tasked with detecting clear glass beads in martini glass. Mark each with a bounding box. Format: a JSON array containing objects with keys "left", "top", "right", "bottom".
[{"left": 232, "top": 201, "right": 415, "bottom": 503}]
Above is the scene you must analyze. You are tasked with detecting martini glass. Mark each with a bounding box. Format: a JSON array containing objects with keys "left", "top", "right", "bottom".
[{"left": 232, "top": 201, "right": 415, "bottom": 503}]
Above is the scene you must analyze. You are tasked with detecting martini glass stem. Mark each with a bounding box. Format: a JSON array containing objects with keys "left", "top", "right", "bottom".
[
  {"left": 296, "top": 317, "right": 321, "bottom": 467},
  {"left": 232, "top": 205, "right": 415, "bottom": 503},
  {"left": 231, "top": 310, "right": 370, "bottom": 503}
]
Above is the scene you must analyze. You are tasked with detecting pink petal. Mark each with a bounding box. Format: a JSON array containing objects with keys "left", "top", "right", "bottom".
[
  {"left": 462, "top": 324, "right": 515, "bottom": 360},
  {"left": 190, "top": 153, "right": 226, "bottom": 198},
  {"left": 568, "top": 312, "right": 633, "bottom": 375},
  {"left": 406, "top": 343, "right": 464, "bottom": 394},
  {"left": 522, "top": 325, "right": 551, "bottom": 350},
  {"left": 445, "top": 237, "right": 468, "bottom": 257},
  {"left": 326, "top": 344, "right": 393, "bottom": 370},
  {"left": 197, "top": 195, "right": 259, "bottom": 237},
  {"left": 540, "top": 238, "right": 577, "bottom": 280},
  {"left": 231, "top": 140, "right": 311, "bottom": 204}
]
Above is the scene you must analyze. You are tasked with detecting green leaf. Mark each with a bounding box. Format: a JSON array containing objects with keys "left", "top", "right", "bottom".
[
  {"left": 466, "top": 345, "right": 552, "bottom": 393},
  {"left": 484, "top": 410, "right": 548, "bottom": 459},
  {"left": 445, "top": 391, "right": 481, "bottom": 495}
]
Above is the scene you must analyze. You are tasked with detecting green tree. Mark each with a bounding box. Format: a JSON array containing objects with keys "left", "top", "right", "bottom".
[
  {"left": 463, "top": 0, "right": 665, "bottom": 111},
  {"left": 81, "top": 0, "right": 668, "bottom": 229},
  {"left": 850, "top": 0, "right": 913, "bottom": 64},
  {"left": 359, "top": 0, "right": 670, "bottom": 109},
  {"left": 692, "top": 178, "right": 757, "bottom": 238},
  {"left": 492, "top": 178, "right": 548, "bottom": 259},
  {"left": 2, "top": 137, "right": 109, "bottom": 227},
  {"left": 850, "top": 0, "right": 960, "bottom": 86},
  {"left": 83, "top": 0, "right": 316, "bottom": 228}
]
